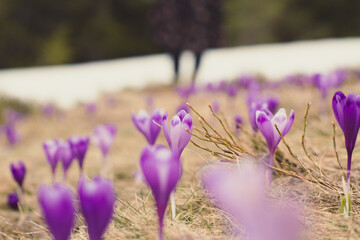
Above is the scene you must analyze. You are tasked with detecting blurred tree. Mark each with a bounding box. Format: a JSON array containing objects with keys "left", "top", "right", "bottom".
[{"left": 0, "top": 0, "right": 359, "bottom": 69}]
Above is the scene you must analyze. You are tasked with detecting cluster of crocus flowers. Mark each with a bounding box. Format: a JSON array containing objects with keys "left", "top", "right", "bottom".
[
  {"left": 256, "top": 108, "right": 295, "bottom": 183},
  {"left": 332, "top": 91, "right": 360, "bottom": 184},
  {"left": 43, "top": 136, "right": 90, "bottom": 181},
  {"left": 8, "top": 160, "right": 26, "bottom": 210},
  {"left": 132, "top": 109, "right": 164, "bottom": 145},
  {"left": 38, "top": 176, "right": 116, "bottom": 240},
  {"left": 140, "top": 145, "right": 181, "bottom": 240},
  {"left": 202, "top": 161, "right": 302, "bottom": 240}
]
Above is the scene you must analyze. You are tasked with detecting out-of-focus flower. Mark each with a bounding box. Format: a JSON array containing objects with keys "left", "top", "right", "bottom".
[
  {"left": 332, "top": 91, "right": 360, "bottom": 182},
  {"left": 85, "top": 103, "right": 97, "bottom": 115},
  {"left": 8, "top": 192, "right": 19, "bottom": 210},
  {"left": 162, "top": 110, "right": 192, "bottom": 158},
  {"left": 211, "top": 100, "right": 220, "bottom": 114},
  {"left": 140, "top": 145, "right": 181, "bottom": 240},
  {"left": 56, "top": 140, "right": 74, "bottom": 179},
  {"left": 248, "top": 95, "right": 279, "bottom": 132},
  {"left": 227, "top": 84, "right": 237, "bottom": 98},
  {"left": 176, "top": 83, "right": 196, "bottom": 99},
  {"left": 43, "top": 104, "right": 56, "bottom": 116},
  {"left": 132, "top": 109, "right": 163, "bottom": 145},
  {"left": 10, "top": 160, "right": 26, "bottom": 188},
  {"left": 69, "top": 136, "right": 90, "bottom": 171},
  {"left": 3, "top": 108, "right": 24, "bottom": 125},
  {"left": 176, "top": 102, "right": 190, "bottom": 114},
  {"left": 78, "top": 176, "right": 115, "bottom": 240},
  {"left": 38, "top": 183, "right": 75, "bottom": 240},
  {"left": 202, "top": 161, "right": 302, "bottom": 240},
  {"left": 146, "top": 94, "right": 154, "bottom": 109},
  {"left": 256, "top": 108, "right": 295, "bottom": 182},
  {"left": 313, "top": 70, "right": 347, "bottom": 99},
  {"left": 43, "top": 139, "right": 59, "bottom": 177},
  {"left": 92, "top": 124, "right": 117, "bottom": 158},
  {"left": 5, "top": 124, "right": 21, "bottom": 145},
  {"left": 237, "top": 74, "right": 257, "bottom": 89}
]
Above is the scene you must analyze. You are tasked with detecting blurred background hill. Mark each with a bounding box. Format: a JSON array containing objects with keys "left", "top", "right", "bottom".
[{"left": 1, "top": 0, "right": 360, "bottom": 69}]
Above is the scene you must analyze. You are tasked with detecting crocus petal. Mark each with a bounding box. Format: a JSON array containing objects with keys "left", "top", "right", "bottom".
[
  {"left": 283, "top": 110, "right": 295, "bottom": 136},
  {"left": 332, "top": 91, "right": 346, "bottom": 131},
  {"left": 162, "top": 112, "right": 171, "bottom": 148},
  {"left": 256, "top": 111, "right": 276, "bottom": 153}
]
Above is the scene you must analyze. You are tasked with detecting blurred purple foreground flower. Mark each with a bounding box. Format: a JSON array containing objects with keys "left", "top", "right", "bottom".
[
  {"left": 78, "top": 176, "right": 116, "bottom": 240},
  {"left": 4, "top": 124, "right": 21, "bottom": 145},
  {"left": 69, "top": 136, "right": 90, "bottom": 172},
  {"left": 140, "top": 145, "right": 181, "bottom": 240},
  {"left": 10, "top": 160, "right": 26, "bottom": 189},
  {"left": 256, "top": 108, "right": 295, "bottom": 183},
  {"left": 202, "top": 162, "right": 302, "bottom": 240},
  {"left": 332, "top": 91, "right": 360, "bottom": 183},
  {"left": 313, "top": 69, "right": 347, "bottom": 99},
  {"left": 132, "top": 109, "right": 164, "bottom": 145},
  {"left": 93, "top": 124, "right": 117, "bottom": 158},
  {"left": 38, "top": 183, "right": 75, "bottom": 240},
  {"left": 8, "top": 192, "right": 19, "bottom": 210},
  {"left": 162, "top": 110, "right": 192, "bottom": 158}
]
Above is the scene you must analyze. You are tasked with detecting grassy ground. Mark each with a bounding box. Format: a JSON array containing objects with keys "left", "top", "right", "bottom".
[{"left": 0, "top": 78, "right": 360, "bottom": 239}]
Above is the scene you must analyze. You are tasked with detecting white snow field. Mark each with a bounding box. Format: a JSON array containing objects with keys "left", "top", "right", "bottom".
[{"left": 0, "top": 38, "right": 359, "bottom": 108}]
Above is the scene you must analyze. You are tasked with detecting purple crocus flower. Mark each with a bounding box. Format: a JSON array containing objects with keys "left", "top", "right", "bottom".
[
  {"left": 69, "top": 136, "right": 90, "bottom": 171},
  {"left": 78, "top": 176, "right": 116, "bottom": 240},
  {"left": 248, "top": 95, "right": 279, "bottom": 132},
  {"left": 237, "top": 74, "right": 257, "bottom": 89},
  {"left": 43, "top": 139, "right": 59, "bottom": 178},
  {"left": 256, "top": 108, "right": 295, "bottom": 183},
  {"left": 176, "top": 102, "right": 190, "bottom": 114},
  {"left": 162, "top": 110, "right": 192, "bottom": 158},
  {"left": 140, "top": 145, "right": 181, "bottom": 240},
  {"left": 8, "top": 192, "right": 19, "bottom": 210},
  {"left": 227, "top": 84, "right": 238, "bottom": 98},
  {"left": 132, "top": 109, "right": 164, "bottom": 145},
  {"left": 85, "top": 102, "right": 97, "bottom": 115},
  {"left": 92, "top": 124, "right": 117, "bottom": 158},
  {"left": 10, "top": 160, "right": 26, "bottom": 188},
  {"left": 56, "top": 140, "right": 75, "bottom": 179},
  {"left": 5, "top": 124, "right": 20, "bottom": 145},
  {"left": 3, "top": 108, "right": 24, "bottom": 125},
  {"left": 38, "top": 183, "right": 75, "bottom": 240},
  {"left": 332, "top": 91, "right": 360, "bottom": 183},
  {"left": 202, "top": 162, "right": 302, "bottom": 240}
]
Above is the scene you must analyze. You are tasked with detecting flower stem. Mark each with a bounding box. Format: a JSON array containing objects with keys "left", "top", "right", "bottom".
[
  {"left": 347, "top": 151, "right": 352, "bottom": 185},
  {"left": 170, "top": 191, "right": 176, "bottom": 220}
]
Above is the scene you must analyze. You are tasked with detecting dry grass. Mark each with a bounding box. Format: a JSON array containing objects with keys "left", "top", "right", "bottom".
[{"left": 0, "top": 78, "right": 359, "bottom": 239}]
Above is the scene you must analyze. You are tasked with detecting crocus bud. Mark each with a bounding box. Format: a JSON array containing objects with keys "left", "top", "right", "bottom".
[
  {"left": 256, "top": 108, "right": 295, "bottom": 182},
  {"left": 10, "top": 160, "right": 26, "bottom": 188},
  {"left": 140, "top": 145, "right": 181, "bottom": 240},
  {"left": 92, "top": 124, "right": 117, "bottom": 158},
  {"left": 38, "top": 184, "right": 75, "bottom": 240},
  {"left": 234, "top": 114, "right": 243, "bottom": 135},
  {"left": 332, "top": 91, "right": 360, "bottom": 182},
  {"left": 69, "top": 136, "right": 90, "bottom": 171},
  {"left": 162, "top": 110, "right": 192, "bottom": 158},
  {"left": 8, "top": 192, "right": 19, "bottom": 210},
  {"left": 78, "top": 176, "right": 116, "bottom": 240},
  {"left": 132, "top": 109, "right": 163, "bottom": 145},
  {"left": 43, "top": 140, "right": 59, "bottom": 177},
  {"left": 56, "top": 140, "right": 74, "bottom": 179}
]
